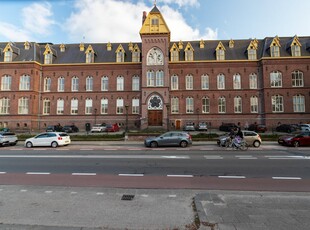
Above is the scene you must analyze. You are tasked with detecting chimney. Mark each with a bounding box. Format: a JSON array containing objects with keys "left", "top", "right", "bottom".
[{"left": 142, "top": 11, "right": 147, "bottom": 25}]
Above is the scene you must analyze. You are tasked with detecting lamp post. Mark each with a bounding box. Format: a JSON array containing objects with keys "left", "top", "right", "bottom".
[
  {"left": 196, "top": 108, "right": 200, "bottom": 125},
  {"left": 94, "top": 108, "right": 97, "bottom": 125},
  {"left": 166, "top": 104, "right": 170, "bottom": 131},
  {"left": 125, "top": 105, "right": 129, "bottom": 133}
]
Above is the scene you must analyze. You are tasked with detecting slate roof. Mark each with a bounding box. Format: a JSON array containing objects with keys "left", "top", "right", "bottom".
[{"left": 0, "top": 36, "right": 309, "bottom": 64}]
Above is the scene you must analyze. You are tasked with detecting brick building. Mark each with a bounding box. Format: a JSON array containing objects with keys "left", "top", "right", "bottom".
[{"left": 0, "top": 5, "right": 309, "bottom": 132}]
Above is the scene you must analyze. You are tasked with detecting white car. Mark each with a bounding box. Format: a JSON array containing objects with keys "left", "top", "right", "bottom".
[
  {"left": 217, "top": 130, "right": 262, "bottom": 148},
  {"left": 25, "top": 132, "right": 71, "bottom": 148},
  {"left": 90, "top": 124, "right": 106, "bottom": 133},
  {"left": 299, "top": 124, "right": 310, "bottom": 131}
]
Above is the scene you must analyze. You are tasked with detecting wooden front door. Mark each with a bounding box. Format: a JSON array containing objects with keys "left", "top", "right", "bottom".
[{"left": 148, "top": 110, "right": 163, "bottom": 126}]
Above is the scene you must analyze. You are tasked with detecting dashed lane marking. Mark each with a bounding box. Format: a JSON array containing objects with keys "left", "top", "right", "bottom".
[
  {"left": 118, "top": 174, "right": 144, "bottom": 177},
  {"left": 167, "top": 175, "right": 193, "bottom": 178},
  {"left": 72, "top": 173, "right": 97, "bottom": 176},
  {"left": 26, "top": 172, "right": 51, "bottom": 175},
  {"left": 272, "top": 177, "right": 302, "bottom": 180},
  {"left": 218, "top": 176, "right": 246, "bottom": 179}
]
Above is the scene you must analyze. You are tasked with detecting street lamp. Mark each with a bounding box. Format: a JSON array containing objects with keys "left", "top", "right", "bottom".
[
  {"left": 196, "top": 108, "right": 200, "bottom": 125},
  {"left": 94, "top": 108, "right": 97, "bottom": 125},
  {"left": 125, "top": 105, "right": 129, "bottom": 133},
  {"left": 166, "top": 104, "right": 170, "bottom": 131}
]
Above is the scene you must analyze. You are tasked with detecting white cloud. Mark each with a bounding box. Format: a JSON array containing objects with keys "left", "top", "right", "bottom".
[
  {"left": 64, "top": 0, "right": 217, "bottom": 43},
  {"left": 22, "top": 2, "right": 55, "bottom": 35},
  {"left": 160, "top": 0, "right": 199, "bottom": 7},
  {"left": 0, "top": 22, "right": 32, "bottom": 41}
]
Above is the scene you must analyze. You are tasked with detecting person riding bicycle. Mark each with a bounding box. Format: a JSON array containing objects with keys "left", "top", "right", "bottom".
[{"left": 233, "top": 128, "right": 243, "bottom": 148}]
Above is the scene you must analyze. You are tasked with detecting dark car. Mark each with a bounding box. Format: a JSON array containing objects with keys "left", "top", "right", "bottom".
[
  {"left": 62, "top": 125, "right": 79, "bottom": 133},
  {"left": 144, "top": 131, "right": 192, "bottom": 148},
  {"left": 105, "top": 123, "right": 119, "bottom": 132},
  {"left": 219, "top": 123, "right": 238, "bottom": 132},
  {"left": 276, "top": 124, "right": 298, "bottom": 133},
  {"left": 278, "top": 132, "right": 310, "bottom": 147},
  {"left": 46, "top": 125, "right": 63, "bottom": 132},
  {"left": 248, "top": 124, "right": 267, "bottom": 133}
]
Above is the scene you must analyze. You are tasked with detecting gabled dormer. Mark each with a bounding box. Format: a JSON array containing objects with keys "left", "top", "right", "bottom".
[
  {"left": 200, "top": 39, "right": 205, "bottom": 49},
  {"left": 132, "top": 44, "right": 141, "bottom": 62},
  {"left": 229, "top": 39, "right": 234, "bottom": 48},
  {"left": 170, "top": 43, "right": 179, "bottom": 62},
  {"left": 128, "top": 42, "right": 133, "bottom": 51},
  {"left": 270, "top": 36, "right": 281, "bottom": 57},
  {"left": 184, "top": 42, "right": 194, "bottom": 61},
  {"left": 79, "top": 42, "right": 85, "bottom": 51},
  {"left": 290, "top": 35, "right": 302, "bottom": 57},
  {"left": 43, "top": 44, "right": 57, "bottom": 64},
  {"left": 24, "top": 41, "right": 31, "bottom": 50},
  {"left": 107, "top": 42, "right": 112, "bottom": 51},
  {"left": 3, "top": 42, "right": 20, "bottom": 62},
  {"left": 178, "top": 40, "right": 183, "bottom": 50},
  {"left": 247, "top": 40, "right": 258, "bottom": 60},
  {"left": 215, "top": 41, "right": 226, "bottom": 61},
  {"left": 115, "top": 44, "right": 125, "bottom": 62},
  {"left": 60, "top": 44, "right": 66, "bottom": 52},
  {"left": 85, "top": 45, "right": 95, "bottom": 63}
]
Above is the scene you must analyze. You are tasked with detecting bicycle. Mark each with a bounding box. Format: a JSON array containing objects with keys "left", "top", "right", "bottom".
[{"left": 225, "top": 136, "right": 248, "bottom": 151}]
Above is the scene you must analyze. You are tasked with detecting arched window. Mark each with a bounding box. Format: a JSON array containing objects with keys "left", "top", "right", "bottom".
[
  {"left": 43, "top": 98, "right": 50, "bottom": 115},
  {"left": 0, "top": 97, "right": 10, "bottom": 114},
  {"left": 202, "top": 97, "right": 210, "bottom": 113},
  {"left": 57, "top": 98, "right": 64, "bottom": 114},
  {"left": 218, "top": 96, "right": 226, "bottom": 113},
  {"left": 156, "top": 70, "right": 164, "bottom": 86},
  {"left": 233, "top": 73, "right": 241, "bottom": 89},
  {"left": 271, "top": 95, "right": 283, "bottom": 112},
  {"left": 147, "top": 70, "right": 155, "bottom": 86},
  {"left": 291, "top": 70, "right": 304, "bottom": 87},
  {"left": 234, "top": 96, "right": 242, "bottom": 113},
  {"left": 293, "top": 94, "right": 305, "bottom": 112},
  {"left": 217, "top": 74, "right": 225, "bottom": 89},
  {"left": 132, "top": 75, "right": 140, "bottom": 91},
  {"left": 249, "top": 73, "right": 257, "bottom": 89},
  {"left": 101, "top": 76, "right": 108, "bottom": 91},
  {"left": 201, "top": 74, "right": 209, "bottom": 90},
  {"left": 250, "top": 96, "right": 258, "bottom": 113},
  {"left": 44, "top": 77, "right": 51, "bottom": 92},
  {"left": 186, "top": 97, "right": 194, "bottom": 113},
  {"left": 71, "top": 98, "right": 78, "bottom": 114},
  {"left": 171, "top": 75, "right": 178, "bottom": 90},
  {"left": 270, "top": 71, "right": 282, "bottom": 87},
  {"left": 85, "top": 98, "right": 92, "bottom": 114},
  {"left": 186, "top": 74, "right": 193, "bottom": 90},
  {"left": 58, "top": 76, "right": 65, "bottom": 92},
  {"left": 1, "top": 75, "right": 12, "bottom": 90},
  {"left": 171, "top": 97, "right": 179, "bottom": 114},
  {"left": 71, "top": 76, "right": 79, "bottom": 91},
  {"left": 101, "top": 98, "right": 108, "bottom": 114},
  {"left": 86, "top": 76, "right": 93, "bottom": 91},
  {"left": 19, "top": 74, "right": 30, "bottom": 90},
  {"left": 117, "top": 76, "right": 124, "bottom": 91}
]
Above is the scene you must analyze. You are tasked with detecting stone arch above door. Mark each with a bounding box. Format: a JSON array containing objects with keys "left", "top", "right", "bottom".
[{"left": 147, "top": 94, "right": 163, "bottom": 110}]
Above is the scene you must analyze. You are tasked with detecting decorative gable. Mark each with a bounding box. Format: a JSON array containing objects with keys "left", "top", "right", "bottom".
[
  {"left": 79, "top": 42, "right": 85, "bottom": 51},
  {"left": 3, "top": 42, "right": 19, "bottom": 62},
  {"left": 128, "top": 42, "right": 133, "bottom": 51},
  {"left": 60, "top": 44, "right": 66, "bottom": 52},
  {"left": 229, "top": 39, "right": 234, "bottom": 48},
  {"left": 184, "top": 42, "right": 194, "bottom": 61},
  {"left": 270, "top": 36, "right": 281, "bottom": 57},
  {"left": 132, "top": 44, "right": 141, "bottom": 62},
  {"left": 24, "top": 41, "right": 31, "bottom": 50},
  {"left": 216, "top": 41, "right": 226, "bottom": 61},
  {"left": 178, "top": 40, "right": 183, "bottom": 50},
  {"left": 85, "top": 45, "right": 95, "bottom": 63},
  {"left": 170, "top": 43, "right": 179, "bottom": 62},
  {"left": 107, "top": 42, "right": 112, "bottom": 51},
  {"left": 200, "top": 39, "right": 205, "bottom": 49},
  {"left": 290, "top": 35, "right": 302, "bottom": 57},
  {"left": 115, "top": 44, "right": 125, "bottom": 62},
  {"left": 247, "top": 40, "right": 258, "bottom": 60},
  {"left": 43, "top": 44, "right": 57, "bottom": 64}
]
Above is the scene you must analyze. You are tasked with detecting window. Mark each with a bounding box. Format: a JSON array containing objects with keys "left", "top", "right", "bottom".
[
  {"left": 249, "top": 73, "right": 257, "bottom": 89},
  {"left": 186, "top": 74, "right": 193, "bottom": 90},
  {"left": 186, "top": 97, "right": 194, "bottom": 113},
  {"left": 86, "top": 76, "right": 93, "bottom": 91},
  {"left": 132, "top": 98, "right": 139, "bottom": 114},
  {"left": 71, "top": 98, "right": 78, "bottom": 114},
  {"left": 147, "top": 70, "right": 155, "bottom": 86},
  {"left": 57, "top": 98, "right": 64, "bottom": 114},
  {"left": 185, "top": 48, "right": 193, "bottom": 61},
  {"left": 4, "top": 50, "right": 12, "bottom": 62},
  {"left": 44, "top": 77, "right": 51, "bottom": 92},
  {"left": 248, "top": 48, "right": 257, "bottom": 60},
  {"left": 132, "top": 49, "right": 140, "bottom": 62},
  {"left": 171, "top": 75, "right": 178, "bottom": 90},
  {"left": 234, "top": 96, "right": 242, "bottom": 113},
  {"left": 116, "top": 51, "right": 124, "bottom": 62},
  {"left": 270, "top": 71, "right": 282, "bottom": 87},
  {"left": 18, "top": 97, "right": 29, "bottom": 114},
  {"left": 156, "top": 70, "right": 164, "bottom": 86},
  {"left": 291, "top": 44, "right": 301, "bottom": 57},
  {"left": 147, "top": 47, "right": 163, "bottom": 65},
  {"left": 151, "top": 18, "right": 159, "bottom": 25},
  {"left": 85, "top": 98, "right": 92, "bottom": 114},
  {"left": 19, "top": 74, "right": 30, "bottom": 90},
  {"left": 250, "top": 96, "right": 258, "bottom": 113},
  {"left": 44, "top": 53, "right": 53, "bottom": 64},
  {"left": 1, "top": 75, "right": 12, "bottom": 90},
  {"left": 217, "top": 74, "right": 225, "bottom": 89},
  {"left": 270, "top": 45, "right": 280, "bottom": 57},
  {"left": 132, "top": 75, "right": 140, "bottom": 91},
  {"left": 116, "top": 76, "right": 124, "bottom": 91},
  {"left": 171, "top": 97, "right": 179, "bottom": 114},
  {"left": 202, "top": 97, "right": 210, "bottom": 113},
  {"left": 71, "top": 76, "right": 79, "bottom": 91},
  {"left": 43, "top": 98, "right": 50, "bottom": 115},
  {"left": 171, "top": 48, "right": 179, "bottom": 62},
  {"left": 218, "top": 96, "right": 226, "bottom": 113},
  {"left": 116, "top": 98, "right": 124, "bottom": 114},
  {"left": 271, "top": 95, "right": 283, "bottom": 112},
  {"left": 233, "top": 74, "right": 241, "bottom": 89},
  {"left": 101, "top": 98, "right": 108, "bottom": 114},
  {"left": 0, "top": 97, "right": 10, "bottom": 114},
  {"left": 293, "top": 94, "right": 305, "bottom": 112},
  {"left": 86, "top": 52, "right": 94, "bottom": 63},
  {"left": 216, "top": 49, "right": 225, "bottom": 60},
  {"left": 101, "top": 76, "right": 108, "bottom": 91},
  {"left": 201, "top": 74, "right": 209, "bottom": 90},
  {"left": 58, "top": 76, "right": 65, "bottom": 92},
  {"left": 292, "top": 70, "right": 304, "bottom": 87}
]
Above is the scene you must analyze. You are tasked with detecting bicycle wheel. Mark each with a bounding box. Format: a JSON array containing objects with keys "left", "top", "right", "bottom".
[{"left": 239, "top": 142, "right": 248, "bottom": 151}]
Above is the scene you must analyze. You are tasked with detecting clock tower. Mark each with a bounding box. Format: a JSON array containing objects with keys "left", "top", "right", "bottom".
[{"left": 139, "top": 4, "right": 171, "bottom": 129}]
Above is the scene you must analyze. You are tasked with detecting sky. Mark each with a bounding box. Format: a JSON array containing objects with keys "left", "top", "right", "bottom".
[{"left": 0, "top": 0, "right": 310, "bottom": 44}]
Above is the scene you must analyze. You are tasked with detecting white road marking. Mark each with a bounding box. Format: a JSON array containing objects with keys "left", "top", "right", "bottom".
[
  {"left": 141, "top": 194, "right": 149, "bottom": 197},
  {"left": 204, "top": 155, "right": 223, "bottom": 159},
  {"left": 45, "top": 191, "right": 53, "bottom": 194},
  {"left": 161, "top": 156, "right": 190, "bottom": 159},
  {"left": 218, "top": 176, "right": 246, "bottom": 179},
  {"left": 80, "top": 149, "right": 93, "bottom": 151},
  {"left": 72, "top": 173, "right": 97, "bottom": 176},
  {"left": 26, "top": 172, "right": 51, "bottom": 175},
  {"left": 272, "top": 177, "right": 302, "bottom": 180},
  {"left": 168, "top": 195, "right": 177, "bottom": 198},
  {"left": 167, "top": 175, "right": 193, "bottom": 177},
  {"left": 20, "top": 190, "right": 27, "bottom": 192},
  {"left": 0, "top": 172, "right": 7, "bottom": 174},
  {"left": 96, "top": 192, "right": 104, "bottom": 195},
  {"left": 267, "top": 156, "right": 308, "bottom": 160},
  {"left": 118, "top": 174, "right": 144, "bottom": 177},
  {"left": 71, "top": 192, "right": 77, "bottom": 194}
]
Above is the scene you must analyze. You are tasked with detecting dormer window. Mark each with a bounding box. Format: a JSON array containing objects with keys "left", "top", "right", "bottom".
[
  {"left": 184, "top": 43, "right": 194, "bottom": 61},
  {"left": 60, "top": 44, "right": 66, "bottom": 52},
  {"left": 44, "top": 52, "right": 53, "bottom": 64},
  {"left": 4, "top": 49, "right": 12, "bottom": 62},
  {"left": 291, "top": 43, "right": 301, "bottom": 57},
  {"left": 151, "top": 17, "right": 159, "bottom": 32},
  {"left": 132, "top": 44, "right": 140, "bottom": 63},
  {"left": 85, "top": 45, "right": 95, "bottom": 63},
  {"left": 116, "top": 44, "right": 125, "bottom": 62},
  {"left": 170, "top": 43, "right": 179, "bottom": 62},
  {"left": 24, "top": 41, "right": 31, "bottom": 50},
  {"left": 271, "top": 44, "right": 280, "bottom": 57},
  {"left": 247, "top": 40, "right": 257, "bottom": 60},
  {"left": 3, "top": 42, "right": 19, "bottom": 62},
  {"left": 216, "top": 42, "right": 226, "bottom": 61}
]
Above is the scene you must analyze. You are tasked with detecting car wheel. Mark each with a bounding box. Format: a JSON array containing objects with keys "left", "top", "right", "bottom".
[
  {"left": 293, "top": 141, "right": 300, "bottom": 147},
  {"left": 180, "top": 141, "right": 188, "bottom": 148},
  {"left": 26, "top": 142, "right": 33, "bottom": 148},
  {"left": 150, "top": 141, "right": 158, "bottom": 148},
  {"left": 51, "top": 141, "right": 58, "bottom": 148},
  {"left": 253, "top": 140, "right": 261, "bottom": 148}
]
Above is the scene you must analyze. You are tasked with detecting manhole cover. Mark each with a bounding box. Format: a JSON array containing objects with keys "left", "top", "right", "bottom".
[{"left": 121, "top": 194, "right": 135, "bottom": 200}]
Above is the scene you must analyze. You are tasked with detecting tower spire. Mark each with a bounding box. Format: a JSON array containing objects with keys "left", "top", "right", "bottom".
[{"left": 154, "top": 0, "right": 156, "bottom": 6}]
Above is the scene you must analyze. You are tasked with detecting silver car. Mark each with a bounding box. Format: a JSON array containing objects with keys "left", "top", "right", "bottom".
[{"left": 144, "top": 131, "right": 192, "bottom": 148}]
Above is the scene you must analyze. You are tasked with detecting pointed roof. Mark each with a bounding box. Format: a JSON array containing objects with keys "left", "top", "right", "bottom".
[{"left": 139, "top": 5, "right": 170, "bottom": 40}]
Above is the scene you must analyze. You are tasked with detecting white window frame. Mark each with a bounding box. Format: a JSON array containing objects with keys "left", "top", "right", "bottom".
[
  {"left": 19, "top": 74, "right": 30, "bottom": 90},
  {"left": 71, "top": 98, "right": 78, "bottom": 115},
  {"left": 234, "top": 96, "right": 242, "bottom": 113},
  {"left": 233, "top": 74, "right": 241, "bottom": 89},
  {"left": 186, "top": 74, "right": 193, "bottom": 90},
  {"left": 86, "top": 76, "right": 93, "bottom": 91},
  {"left": 249, "top": 73, "right": 257, "bottom": 89},
  {"left": 43, "top": 98, "right": 50, "bottom": 115},
  {"left": 201, "top": 74, "right": 209, "bottom": 90},
  {"left": 292, "top": 70, "right": 304, "bottom": 87},
  {"left": 58, "top": 76, "right": 65, "bottom": 92},
  {"left": 293, "top": 94, "right": 305, "bottom": 112},
  {"left": 171, "top": 75, "right": 178, "bottom": 90},
  {"left": 85, "top": 98, "right": 92, "bottom": 114},
  {"left": 56, "top": 98, "right": 64, "bottom": 115},
  {"left": 116, "top": 76, "right": 124, "bottom": 91},
  {"left": 186, "top": 97, "right": 194, "bottom": 113},
  {"left": 71, "top": 76, "right": 79, "bottom": 92},
  {"left": 202, "top": 97, "right": 210, "bottom": 113},
  {"left": 18, "top": 97, "right": 29, "bottom": 114},
  {"left": 171, "top": 97, "right": 179, "bottom": 114},
  {"left": 44, "top": 77, "right": 51, "bottom": 92},
  {"left": 132, "top": 75, "right": 140, "bottom": 91},
  {"left": 0, "top": 97, "right": 10, "bottom": 114},
  {"left": 270, "top": 71, "right": 282, "bottom": 87},
  {"left": 116, "top": 98, "right": 124, "bottom": 114},
  {"left": 217, "top": 74, "right": 225, "bottom": 89},
  {"left": 218, "top": 96, "right": 226, "bottom": 113},
  {"left": 147, "top": 70, "right": 155, "bottom": 87},
  {"left": 4, "top": 51, "right": 12, "bottom": 62},
  {"left": 250, "top": 96, "right": 258, "bottom": 113},
  {"left": 132, "top": 98, "right": 139, "bottom": 114},
  {"left": 156, "top": 70, "right": 164, "bottom": 86},
  {"left": 101, "top": 76, "right": 108, "bottom": 91},
  {"left": 1, "top": 75, "right": 12, "bottom": 90},
  {"left": 101, "top": 98, "right": 108, "bottom": 114},
  {"left": 271, "top": 95, "right": 284, "bottom": 113}
]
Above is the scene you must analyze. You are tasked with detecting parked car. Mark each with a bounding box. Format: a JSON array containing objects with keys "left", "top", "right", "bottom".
[
  {"left": 62, "top": 125, "right": 79, "bottom": 133},
  {"left": 276, "top": 124, "right": 298, "bottom": 133},
  {"left": 144, "top": 131, "right": 192, "bottom": 148},
  {"left": 196, "top": 122, "right": 208, "bottom": 131},
  {"left": 219, "top": 123, "right": 238, "bottom": 132},
  {"left": 248, "top": 124, "right": 267, "bottom": 133},
  {"left": 299, "top": 124, "right": 310, "bottom": 132},
  {"left": 278, "top": 132, "right": 310, "bottom": 147},
  {"left": 46, "top": 124, "right": 63, "bottom": 132},
  {"left": 183, "top": 122, "right": 195, "bottom": 131},
  {"left": 0, "top": 132, "right": 18, "bottom": 146},
  {"left": 105, "top": 123, "right": 119, "bottom": 132},
  {"left": 90, "top": 123, "right": 107, "bottom": 133},
  {"left": 0, "top": 128, "right": 10, "bottom": 132},
  {"left": 217, "top": 130, "right": 262, "bottom": 148},
  {"left": 25, "top": 132, "right": 71, "bottom": 148}
]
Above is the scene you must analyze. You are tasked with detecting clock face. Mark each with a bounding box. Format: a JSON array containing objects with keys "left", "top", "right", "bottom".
[
  {"left": 147, "top": 47, "right": 163, "bottom": 65},
  {"left": 148, "top": 95, "right": 163, "bottom": 110}
]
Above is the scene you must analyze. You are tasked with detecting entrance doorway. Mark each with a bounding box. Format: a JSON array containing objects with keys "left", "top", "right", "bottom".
[{"left": 148, "top": 110, "right": 163, "bottom": 126}]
